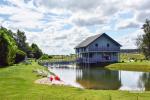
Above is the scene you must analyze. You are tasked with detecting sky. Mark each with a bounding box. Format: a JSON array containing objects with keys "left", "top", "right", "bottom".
[{"left": 0, "top": 0, "right": 150, "bottom": 55}]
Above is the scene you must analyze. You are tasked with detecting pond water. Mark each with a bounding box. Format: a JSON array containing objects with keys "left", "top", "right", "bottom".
[{"left": 47, "top": 64, "right": 150, "bottom": 91}]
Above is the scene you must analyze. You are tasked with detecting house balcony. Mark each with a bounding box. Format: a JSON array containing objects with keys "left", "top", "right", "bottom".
[
  {"left": 88, "top": 47, "right": 120, "bottom": 52},
  {"left": 76, "top": 47, "right": 120, "bottom": 53},
  {"left": 76, "top": 57, "right": 118, "bottom": 64}
]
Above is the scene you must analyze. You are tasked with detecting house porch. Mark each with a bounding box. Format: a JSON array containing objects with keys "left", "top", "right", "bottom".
[{"left": 76, "top": 52, "right": 120, "bottom": 64}]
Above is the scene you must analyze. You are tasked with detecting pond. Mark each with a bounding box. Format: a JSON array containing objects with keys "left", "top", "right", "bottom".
[{"left": 46, "top": 64, "right": 150, "bottom": 91}]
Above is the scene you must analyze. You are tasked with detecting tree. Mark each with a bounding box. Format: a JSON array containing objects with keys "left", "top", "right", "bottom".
[
  {"left": 0, "top": 27, "right": 43, "bottom": 66},
  {"left": 136, "top": 19, "right": 150, "bottom": 60},
  {"left": 0, "top": 27, "right": 18, "bottom": 66},
  {"left": 39, "top": 54, "right": 50, "bottom": 60},
  {"left": 15, "top": 49, "right": 26, "bottom": 63},
  {"left": 14, "top": 30, "right": 36, "bottom": 58},
  {"left": 31, "top": 43, "right": 43, "bottom": 59},
  {"left": 15, "top": 30, "right": 27, "bottom": 52}
]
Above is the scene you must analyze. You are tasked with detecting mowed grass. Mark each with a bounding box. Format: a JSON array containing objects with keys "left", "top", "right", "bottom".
[
  {"left": 105, "top": 53, "right": 150, "bottom": 72},
  {"left": 120, "top": 53, "right": 145, "bottom": 62},
  {"left": 1, "top": 62, "right": 150, "bottom": 100},
  {"left": 106, "top": 61, "right": 150, "bottom": 72}
]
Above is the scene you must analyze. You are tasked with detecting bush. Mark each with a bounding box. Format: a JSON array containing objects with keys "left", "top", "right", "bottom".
[
  {"left": 31, "top": 43, "right": 43, "bottom": 59},
  {"left": 15, "top": 50, "right": 26, "bottom": 63},
  {"left": 40, "top": 54, "right": 49, "bottom": 60},
  {"left": 0, "top": 28, "right": 17, "bottom": 66}
]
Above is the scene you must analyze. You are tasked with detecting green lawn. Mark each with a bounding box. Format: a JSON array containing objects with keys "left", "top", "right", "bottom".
[
  {"left": 120, "top": 53, "right": 145, "bottom": 62},
  {"left": 106, "top": 61, "right": 150, "bottom": 72},
  {"left": 40, "top": 55, "right": 76, "bottom": 62},
  {"left": 1, "top": 62, "right": 150, "bottom": 100}
]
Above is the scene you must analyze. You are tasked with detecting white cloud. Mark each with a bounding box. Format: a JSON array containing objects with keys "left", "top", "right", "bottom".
[
  {"left": 72, "top": 15, "right": 106, "bottom": 27},
  {"left": 116, "top": 19, "right": 140, "bottom": 30},
  {"left": 118, "top": 29, "right": 144, "bottom": 49},
  {"left": 0, "top": 0, "right": 149, "bottom": 54}
]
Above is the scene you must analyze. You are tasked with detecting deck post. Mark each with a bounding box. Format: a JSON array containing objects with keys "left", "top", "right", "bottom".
[
  {"left": 96, "top": 52, "right": 98, "bottom": 63},
  {"left": 102, "top": 52, "right": 104, "bottom": 62},
  {"left": 118, "top": 53, "right": 119, "bottom": 62},
  {"left": 118, "top": 52, "right": 120, "bottom": 62},
  {"left": 88, "top": 52, "right": 89, "bottom": 64},
  {"left": 79, "top": 53, "right": 81, "bottom": 62}
]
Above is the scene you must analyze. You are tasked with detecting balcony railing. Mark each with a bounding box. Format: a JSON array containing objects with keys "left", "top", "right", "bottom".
[
  {"left": 88, "top": 47, "right": 120, "bottom": 52},
  {"left": 76, "top": 47, "right": 120, "bottom": 53},
  {"left": 76, "top": 57, "right": 118, "bottom": 63}
]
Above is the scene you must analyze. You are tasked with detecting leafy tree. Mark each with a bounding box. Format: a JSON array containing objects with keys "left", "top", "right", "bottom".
[
  {"left": 15, "top": 50, "right": 26, "bottom": 63},
  {"left": 25, "top": 43, "right": 34, "bottom": 58},
  {"left": 0, "top": 27, "right": 18, "bottom": 66},
  {"left": 136, "top": 19, "right": 150, "bottom": 60},
  {"left": 0, "top": 27, "right": 43, "bottom": 66},
  {"left": 15, "top": 30, "right": 27, "bottom": 52},
  {"left": 31, "top": 43, "right": 43, "bottom": 59},
  {"left": 40, "top": 54, "right": 50, "bottom": 60},
  {"left": 14, "top": 30, "right": 43, "bottom": 59}
]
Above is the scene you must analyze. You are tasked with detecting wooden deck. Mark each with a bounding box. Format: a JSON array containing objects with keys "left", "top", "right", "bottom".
[
  {"left": 76, "top": 58, "right": 118, "bottom": 64},
  {"left": 76, "top": 47, "right": 120, "bottom": 53}
]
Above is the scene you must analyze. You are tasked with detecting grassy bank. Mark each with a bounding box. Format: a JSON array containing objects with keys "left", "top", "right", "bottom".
[
  {"left": 106, "top": 61, "right": 150, "bottom": 72},
  {"left": 1, "top": 62, "right": 150, "bottom": 100}
]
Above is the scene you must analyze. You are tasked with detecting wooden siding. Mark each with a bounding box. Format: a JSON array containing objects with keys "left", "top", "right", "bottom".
[
  {"left": 75, "top": 34, "right": 121, "bottom": 63},
  {"left": 87, "top": 35, "right": 120, "bottom": 52}
]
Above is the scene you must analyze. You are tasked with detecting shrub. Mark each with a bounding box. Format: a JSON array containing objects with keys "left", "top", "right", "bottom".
[
  {"left": 15, "top": 50, "right": 26, "bottom": 63},
  {"left": 0, "top": 29, "right": 17, "bottom": 66},
  {"left": 40, "top": 54, "right": 49, "bottom": 60}
]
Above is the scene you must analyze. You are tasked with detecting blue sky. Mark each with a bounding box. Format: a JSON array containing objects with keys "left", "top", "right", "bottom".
[{"left": 0, "top": 0, "right": 149, "bottom": 55}]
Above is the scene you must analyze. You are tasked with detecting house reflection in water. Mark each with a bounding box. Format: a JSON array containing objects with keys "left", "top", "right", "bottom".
[{"left": 76, "top": 68, "right": 121, "bottom": 90}]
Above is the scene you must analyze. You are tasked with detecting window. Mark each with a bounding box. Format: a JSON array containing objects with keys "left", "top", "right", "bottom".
[
  {"left": 89, "top": 53, "right": 93, "bottom": 58},
  {"left": 107, "top": 43, "right": 110, "bottom": 47},
  {"left": 95, "top": 43, "right": 98, "bottom": 47},
  {"left": 83, "top": 48, "right": 86, "bottom": 51},
  {"left": 113, "top": 53, "right": 117, "bottom": 56}
]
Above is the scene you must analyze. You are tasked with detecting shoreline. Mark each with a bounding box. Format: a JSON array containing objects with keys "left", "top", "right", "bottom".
[{"left": 35, "top": 77, "right": 73, "bottom": 87}]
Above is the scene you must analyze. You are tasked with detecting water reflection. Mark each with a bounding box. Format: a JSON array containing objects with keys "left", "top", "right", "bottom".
[
  {"left": 76, "top": 68, "right": 121, "bottom": 90},
  {"left": 48, "top": 64, "right": 150, "bottom": 91},
  {"left": 139, "top": 73, "right": 150, "bottom": 91},
  {"left": 119, "top": 71, "right": 145, "bottom": 91}
]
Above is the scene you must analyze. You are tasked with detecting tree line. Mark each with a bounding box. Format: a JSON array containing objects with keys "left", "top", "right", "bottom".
[{"left": 0, "top": 27, "right": 43, "bottom": 66}]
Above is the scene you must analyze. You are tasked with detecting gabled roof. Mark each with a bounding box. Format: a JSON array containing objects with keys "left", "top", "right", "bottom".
[{"left": 75, "top": 33, "right": 121, "bottom": 48}]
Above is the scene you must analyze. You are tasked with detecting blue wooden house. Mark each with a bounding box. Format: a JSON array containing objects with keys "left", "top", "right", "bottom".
[{"left": 75, "top": 33, "right": 121, "bottom": 63}]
